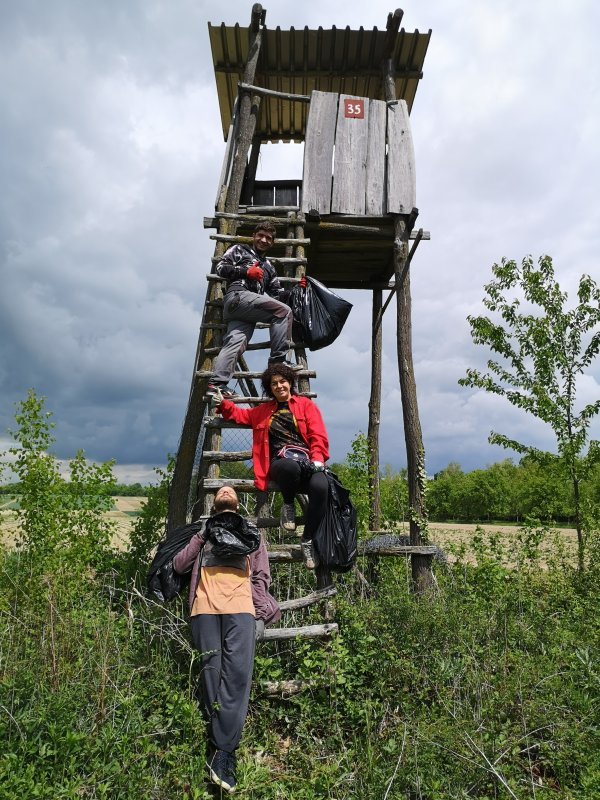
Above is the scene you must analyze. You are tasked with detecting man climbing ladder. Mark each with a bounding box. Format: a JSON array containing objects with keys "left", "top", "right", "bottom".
[{"left": 207, "top": 221, "right": 303, "bottom": 399}]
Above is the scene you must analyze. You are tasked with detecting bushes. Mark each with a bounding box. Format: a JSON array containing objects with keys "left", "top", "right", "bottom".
[{"left": 2, "top": 396, "right": 599, "bottom": 797}]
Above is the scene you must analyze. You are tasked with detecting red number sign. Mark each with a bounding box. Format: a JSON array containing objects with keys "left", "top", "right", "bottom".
[{"left": 344, "top": 99, "right": 364, "bottom": 119}]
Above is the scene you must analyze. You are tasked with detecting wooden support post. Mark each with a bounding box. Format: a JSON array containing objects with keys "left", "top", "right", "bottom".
[
  {"left": 368, "top": 289, "right": 382, "bottom": 531},
  {"left": 392, "top": 215, "right": 433, "bottom": 593},
  {"left": 383, "top": 53, "right": 433, "bottom": 593},
  {"left": 224, "top": 5, "right": 264, "bottom": 215},
  {"left": 241, "top": 136, "right": 261, "bottom": 206}
]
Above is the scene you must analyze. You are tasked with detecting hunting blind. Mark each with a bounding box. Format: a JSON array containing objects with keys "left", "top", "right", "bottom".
[{"left": 169, "top": 5, "right": 436, "bottom": 634}]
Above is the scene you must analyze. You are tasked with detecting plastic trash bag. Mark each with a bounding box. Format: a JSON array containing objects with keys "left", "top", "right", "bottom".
[
  {"left": 205, "top": 511, "right": 261, "bottom": 558},
  {"left": 147, "top": 521, "right": 204, "bottom": 602},
  {"left": 313, "top": 470, "right": 358, "bottom": 572},
  {"left": 289, "top": 276, "right": 352, "bottom": 351}
]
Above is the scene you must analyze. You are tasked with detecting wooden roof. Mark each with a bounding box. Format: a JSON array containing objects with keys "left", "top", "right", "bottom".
[{"left": 208, "top": 16, "right": 431, "bottom": 142}]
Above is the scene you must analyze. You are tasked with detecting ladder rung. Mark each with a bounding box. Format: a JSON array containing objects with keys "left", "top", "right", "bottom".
[
  {"left": 203, "top": 340, "right": 306, "bottom": 355},
  {"left": 202, "top": 450, "right": 252, "bottom": 461},
  {"left": 206, "top": 273, "right": 301, "bottom": 282},
  {"left": 210, "top": 256, "right": 308, "bottom": 266},
  {"left": 202, "top": 393, "right": 316, "bottom": 405},
  {"left": 201, "top": 321, "right": 271, "bottom": 331},
  {"left": 211, "top": 234, "right": 310, "bottom": 247},
  {"left": 196, "top": 369, "right": 314, "bottom": 380}
]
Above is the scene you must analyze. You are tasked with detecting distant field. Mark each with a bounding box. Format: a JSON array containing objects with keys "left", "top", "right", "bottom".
[
  {"left": 0, "top": 496, "right": 146, "bottom": 549},
  {"left": 0, "top": 497, "right": 579, "bottom": 563}
]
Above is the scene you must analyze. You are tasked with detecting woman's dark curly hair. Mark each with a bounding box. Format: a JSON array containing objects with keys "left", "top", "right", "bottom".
[{"left": 261, "top": 363, "right": 298, "bottom": 397}]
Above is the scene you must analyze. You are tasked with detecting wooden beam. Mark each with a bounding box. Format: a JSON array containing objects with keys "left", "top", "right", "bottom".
[
  {"left": 278, "top": 586, "right": 337, "bottom": 611},
  {"left": 368, "top": 289, "right": 382, "bottom": 530},
  {"left": 261, "top": 623, "right": 338, "bottom": 641},
  {"left": 238, "top": 82, "right": 311, "bottom": 103},
  {"left": 210, "top": 234, "right": 310, "bottom": 247}
]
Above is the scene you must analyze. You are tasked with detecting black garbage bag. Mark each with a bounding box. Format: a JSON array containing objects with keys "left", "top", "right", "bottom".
[
  {"left": 312, "top": 470, "right": 358, "bottom": 572},
  {"left": 147, "top": 521, "right": 204, "bottom": 602},
  {"left": 289, "top": 276, "right": 352, "bottom": 351},
  {"left": 205, "top": 511, "right": 261, "bottom": 558}
]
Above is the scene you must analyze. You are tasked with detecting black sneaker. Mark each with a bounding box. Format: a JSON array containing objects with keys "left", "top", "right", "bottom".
[
  {"left": 207, "top": 748, "right": 236, "bottom": 793},
  {"left": 280, "top": 502, "right": 296, "bottom": 532}
]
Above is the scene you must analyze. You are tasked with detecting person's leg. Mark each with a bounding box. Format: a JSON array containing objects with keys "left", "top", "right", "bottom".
[
  {"left": 226, "top": 291, "right": 292, "bottom": 363},
  {"left": 269, "top": 457, "right": 302, "bottom": 503},
  {"left": 269, "top": 458, "right": 303, "bottom": 533},
  {"left": 300, "top": 470, "right": 329, "bottom": 541},
  {"left": 212, "top": 293, "right": 256, "bottom": 385},
  {"left": 190, "top": 614, "right": 222, "bottom": 731},
  {"left": 209, "top": 613, "right": 256, "bottom": 753}
]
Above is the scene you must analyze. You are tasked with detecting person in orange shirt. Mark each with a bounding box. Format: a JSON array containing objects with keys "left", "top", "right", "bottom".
[{"left": 173, "top": 485, "right": 280, "bottom": 794}]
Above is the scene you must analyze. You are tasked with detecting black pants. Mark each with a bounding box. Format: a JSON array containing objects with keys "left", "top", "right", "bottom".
[
  {"left": 269, "top": 458, "right": 328, "bottom": 541},
  {"left": 190, "top": 613, "right": 256, "bottom": 754}
]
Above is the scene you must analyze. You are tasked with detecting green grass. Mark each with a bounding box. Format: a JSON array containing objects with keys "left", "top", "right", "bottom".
[{"left": 1, "top": 528, "right": 599, "bottom": 798}]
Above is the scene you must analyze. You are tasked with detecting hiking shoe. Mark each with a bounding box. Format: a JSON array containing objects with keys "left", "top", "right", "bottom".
[
  {"left": 207, "top": 749, "right": 236, "bottom": 793},
  {"left": 270, "top": 359, "right": 303, "bottom": 372},
  {"left": 300, "top": 538, "right": 318, "bottom": 570},
  {"left": 206, "top": 383, "right": 238, "bottom": 400},
  {"left": 280, "top": 502, "right": 296, "bottom": 532}
]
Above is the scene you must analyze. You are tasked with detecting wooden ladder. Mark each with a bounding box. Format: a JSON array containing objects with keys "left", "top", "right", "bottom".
[{"left": 170, "top": 209, "right": 339, "bottom": 688}]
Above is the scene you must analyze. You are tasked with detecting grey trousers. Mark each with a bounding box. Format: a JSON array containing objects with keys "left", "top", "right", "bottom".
[
  {"left": 212, "top": 289, "right": 293, "bottom": 384},
  {"left": 190, "top": 613, "right": 256, "bottom": 753}
]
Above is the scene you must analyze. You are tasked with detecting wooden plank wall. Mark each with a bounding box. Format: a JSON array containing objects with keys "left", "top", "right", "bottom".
[
  {"left": 301, "top": 91, "right": 338, "bottom": 215},
  {"left": 366, "top": 99, "right": 387, "bottom": 216},
  {"left": 331, "top": 94, "right": 369, "bottom": 215},
  {"left": 301, "top": 92, "right": 416, "bottom": 217},
  {"left": 386, "top": 99, "right": 416, "bottom": 214}
]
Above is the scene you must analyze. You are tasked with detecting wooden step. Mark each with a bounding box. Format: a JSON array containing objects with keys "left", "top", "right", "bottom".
[
  {"left": 203, "top": 340, "right": 306, "bottom": 356},
  {"left": 206, "top": 272, "right": 302, "bottom": 283},
  {"left": 202, "top": 393, "right": 317, "bottom": 405},
  {"left": 211, "top": 234, "right": 310, "bottom": 247},
  {"left": 260, "top": 623, "right": 337, "bottom": 642},
  {"left": 196, "top": 369, "right": 314, "bottom": 380},
  {"left": 266, "top": 542, "right": 439, "bottom": 562},
  {"left": 210, "top": 256, "right": 308, "bottom": 267}
]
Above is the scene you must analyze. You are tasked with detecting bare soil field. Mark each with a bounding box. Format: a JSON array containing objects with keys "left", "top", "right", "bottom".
[{"left": 1, "top": 497, "right": 578, "bottom": 564}]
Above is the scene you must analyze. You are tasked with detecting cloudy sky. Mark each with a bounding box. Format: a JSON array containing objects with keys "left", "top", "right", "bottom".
[{"left": 1, "top": 0, "right": 599, "bottom": 483}]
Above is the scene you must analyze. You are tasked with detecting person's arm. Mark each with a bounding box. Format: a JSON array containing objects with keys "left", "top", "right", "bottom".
[
  {"left": 216, "top": 244, "right": 253, "bottom": 283},
  {"left": 173, "top": 530, "right": 205, "bottom": 574},
  {"left": 250, "top": 537, "right": 281, "bottom": 625},
  {"left": 263, "top": 261, "right": 286, "bottom": 301},
  {"left": 218, "top": 398, "right": 254, "bottom": 425},
  {"left": 303, "top": 400, "right": 330, "bottom": 464}
]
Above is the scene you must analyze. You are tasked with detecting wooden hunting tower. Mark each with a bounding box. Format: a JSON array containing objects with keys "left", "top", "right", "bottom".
[{"left": 169, "top": 5, "right": 436, "bottom": 593}]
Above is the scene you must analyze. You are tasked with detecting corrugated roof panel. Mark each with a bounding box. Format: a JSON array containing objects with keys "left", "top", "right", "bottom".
[{"left": 209, "top": 19, "right": 431, "bottom": 142}]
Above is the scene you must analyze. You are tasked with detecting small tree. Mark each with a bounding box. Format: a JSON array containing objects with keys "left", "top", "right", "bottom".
[
  {"left": 460, "top": 255, "right": 600, "bottom": 569},
  {"left": 4, "top": 389, "right": 116, "bottom": 568}
]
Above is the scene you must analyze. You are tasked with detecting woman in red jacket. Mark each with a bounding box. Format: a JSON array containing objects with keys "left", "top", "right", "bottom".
[{"left": 217, "top": 362, "right": 330, "bottom": 570}]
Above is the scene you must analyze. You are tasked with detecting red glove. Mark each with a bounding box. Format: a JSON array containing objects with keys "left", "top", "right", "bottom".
[
  {"left": 299, "top": 275, "right": 308, "bottom": 288},
  {"left": 247, "top": 263, "right": 264, "bottom": 282}
]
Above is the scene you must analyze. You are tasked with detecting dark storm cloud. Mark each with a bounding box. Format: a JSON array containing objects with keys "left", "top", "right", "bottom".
[{"left": 1, "top": 0, "right": 599, "bottom": 482}]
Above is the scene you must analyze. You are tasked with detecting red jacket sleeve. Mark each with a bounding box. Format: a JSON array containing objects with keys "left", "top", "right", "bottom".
[
  {"left": 301, "top": 398, "right": 329, "bottom": 463},
  {"left": 219, "top": 399, "right": 255, "bottom": 425}
]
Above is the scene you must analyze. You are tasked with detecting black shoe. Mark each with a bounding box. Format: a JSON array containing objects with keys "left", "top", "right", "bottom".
[
  {"left": 280, "top": 502, "right": 296, "bottom": 532},
  {"left": 207, "top": 748, "right": 236, "bottom": 793}
]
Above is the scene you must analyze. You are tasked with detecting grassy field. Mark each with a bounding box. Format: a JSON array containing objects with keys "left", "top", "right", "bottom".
[{"left": 0, "top": 496, "right": 579, "bottom": 564}]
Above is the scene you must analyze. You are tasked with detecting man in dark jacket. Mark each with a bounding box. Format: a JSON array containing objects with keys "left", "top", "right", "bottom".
[
  {"left": 173, "top": 485, "right": 280, "bottom": 794},
  {"left": 208, "top": 222, "right": 301, "bottom": 398}
]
